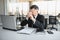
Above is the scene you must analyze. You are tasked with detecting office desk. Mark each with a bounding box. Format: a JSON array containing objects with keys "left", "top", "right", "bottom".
[
  {"left": 16, "top": 31, "right": 60, "bottom": 40},
  {"left": 0, "top": 26, "right": 60, "bottom": 40}
]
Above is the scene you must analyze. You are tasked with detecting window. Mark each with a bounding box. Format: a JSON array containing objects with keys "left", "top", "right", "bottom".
[
  {"left": 32, "top": 1, "right": 48, "bottom": 15},
  {"left": 7, "top": 0, "right": 29, "bottom": 15},
  {"left": 32, "top": 1, "right": 60, "bottom": 16}
]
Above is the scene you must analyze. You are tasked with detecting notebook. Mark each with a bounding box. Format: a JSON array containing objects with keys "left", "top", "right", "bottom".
[{"left": 17, "top": 27, "right": 36, "bottom": 35}]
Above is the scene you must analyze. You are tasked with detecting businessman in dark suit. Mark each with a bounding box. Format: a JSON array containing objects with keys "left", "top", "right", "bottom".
[{"left": 21, "top": 5, "right": 45, "bottom": 32}]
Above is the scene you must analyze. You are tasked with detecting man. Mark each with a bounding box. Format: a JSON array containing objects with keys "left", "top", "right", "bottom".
[{"left": 21, "top": 5, "right": 45, "bottom": 32}]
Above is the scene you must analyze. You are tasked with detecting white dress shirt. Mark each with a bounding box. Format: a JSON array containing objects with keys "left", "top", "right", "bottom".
[{"left": 33, "top": 14, "right": 38, "bottom": 24}]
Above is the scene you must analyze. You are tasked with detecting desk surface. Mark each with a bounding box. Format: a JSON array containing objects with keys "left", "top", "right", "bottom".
[{"left": 0, "top": 27, "right": 60, "bottom": 40}]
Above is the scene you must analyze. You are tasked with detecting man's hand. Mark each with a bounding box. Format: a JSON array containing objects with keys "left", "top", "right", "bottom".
[
  {"left": 27, "top": 12, "right": 36, "bottom": 23},
  {"left": 30, "top": 15, "right": 36, "bottom": 23},
  {"left": 27, "top": 12, "right": 34, "bottom": 20},
  {"left": 28, "top": 13, "right": 36, "bottom": 23},
  {"left": 27, "top": 12, "right": 32, "bottom": 18}
]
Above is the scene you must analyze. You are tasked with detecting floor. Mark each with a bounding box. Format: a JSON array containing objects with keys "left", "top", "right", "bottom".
[{"left": 0, "top": 26, "right": 60, "bottom": 40}]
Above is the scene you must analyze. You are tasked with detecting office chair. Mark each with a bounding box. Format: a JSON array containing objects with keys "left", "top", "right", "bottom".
[{"left": 49, "top": 16, "right": 57, "bottom": 31}]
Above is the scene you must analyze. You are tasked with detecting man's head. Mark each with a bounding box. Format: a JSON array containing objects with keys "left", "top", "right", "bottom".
[{"left": 30, "top": 5, "right": 39, "bottom": 16}]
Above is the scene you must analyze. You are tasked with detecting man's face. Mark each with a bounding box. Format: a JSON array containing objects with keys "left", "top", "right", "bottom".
[{"left": 30, "top": 8, "right": 38, "bottom": 16}]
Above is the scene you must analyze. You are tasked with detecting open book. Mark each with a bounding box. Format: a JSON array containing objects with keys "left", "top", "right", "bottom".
[{"left": 17, "top": 27, "right": 36, "bottom": 35}]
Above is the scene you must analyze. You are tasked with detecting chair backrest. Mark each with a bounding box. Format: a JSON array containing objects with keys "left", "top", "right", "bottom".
[
  {"left": 49, "top": 16, "right": 57, "bottom": 25},
  {"left": 44, "top": 18, "right": 47, "bottom": 29}
]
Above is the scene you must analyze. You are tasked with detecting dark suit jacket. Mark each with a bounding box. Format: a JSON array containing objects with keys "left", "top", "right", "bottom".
[{"left": 21, "top": 14, "right": 45, "bottom": 31}]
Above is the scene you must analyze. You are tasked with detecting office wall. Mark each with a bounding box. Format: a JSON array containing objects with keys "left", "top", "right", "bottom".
[
  {"left": 0, "top": 0, "right": 5, "bottom": 26},
  {"left": 0, "top": 0, "right": 5, "bottom": 15}
]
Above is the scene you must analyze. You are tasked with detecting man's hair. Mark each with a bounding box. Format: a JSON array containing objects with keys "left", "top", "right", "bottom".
[{"left": 30, "top": 5, "right": 39, "bottom": 10}]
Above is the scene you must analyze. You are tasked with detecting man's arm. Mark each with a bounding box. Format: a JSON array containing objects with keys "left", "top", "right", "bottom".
[
  {"left": 34, "top": 20, "right": 44, "bottom": 30},
  {"left": 21, "top": 12, "right": 32, "bottom": 26},
  {"left": 21, "top": 19, "right": 28, "bottom": 26},
  {"left": 34, "top": 15, "right": 45, "bottom": 26},
  {"left": 32, "top": 15, "right": 44, "bottom": 31}
]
